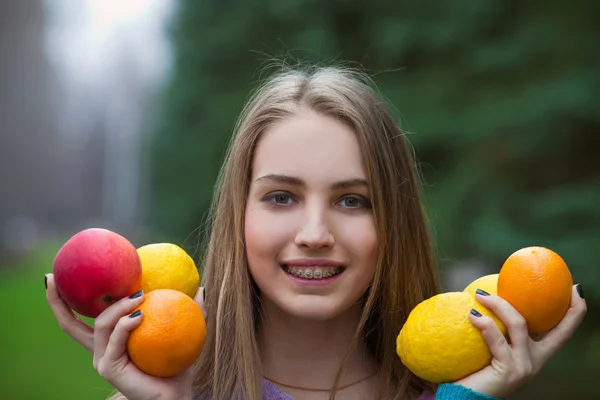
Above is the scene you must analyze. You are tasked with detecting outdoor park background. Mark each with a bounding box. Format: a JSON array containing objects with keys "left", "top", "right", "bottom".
[{"left": 0, "top": 1, "right": 598, "bottom": 399}]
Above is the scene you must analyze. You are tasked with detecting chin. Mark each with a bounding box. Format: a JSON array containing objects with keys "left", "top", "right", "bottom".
[{"left": 274, "top": 294, "right": 356, "bottom": 322}]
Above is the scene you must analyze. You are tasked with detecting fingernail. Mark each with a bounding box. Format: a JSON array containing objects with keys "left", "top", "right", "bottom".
[
  {"left": 576, "top": 283, "right": 584, "bottom": 299},
  {"left": 476, "top": 288, "right": 490, "bottom": 296},
  {"left": 44, "top": 274, "right": 48, "bottom": 290},
  {"left": 203, "top": 288, "right": 205, "bottom": 302},
  {"left": 129, "top": 290, "right": 143, "bottom": 299},
  {"left": 129, "top": 310, "right": 142, "bottom": 318},
  {"left": 470, "top": 309, "right": 482, "bottom": 317}
]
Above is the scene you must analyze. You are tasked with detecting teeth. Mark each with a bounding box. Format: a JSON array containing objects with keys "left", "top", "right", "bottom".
[{"left": 284, "top": 266, "right": 342, "bottom": 279}]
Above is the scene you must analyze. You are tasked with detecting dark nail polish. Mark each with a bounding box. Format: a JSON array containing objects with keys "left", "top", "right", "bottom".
[
  {"left": 44, "top": 275, "right": 48, "bottom": 290},
  {"left": 203, "top": 288, "right": 205, "bottom": 302},
  {"left": 576, "top": 283, "right": 584, "bottom": 299},
  {"left": 129, "top": 310, "right": 142, "bottom": 318},
  {"left": 129, "top": 290, "right": 143, "bottom": 299},
  {"left": 470, "top": 309, "right": 482, "bottom": 317},
  {"left": 476, "top": 288, "right": 490, "bottom": 296}
]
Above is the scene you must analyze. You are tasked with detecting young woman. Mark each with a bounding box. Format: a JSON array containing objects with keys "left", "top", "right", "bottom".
[{"left": 46, "top": 64, "right": 587, "bottom": 400}]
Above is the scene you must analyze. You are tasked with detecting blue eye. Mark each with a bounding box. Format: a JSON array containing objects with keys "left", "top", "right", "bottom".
[
  {"left": 339, "top": 196, "right": 368, "bottom": 208},
  {"left": 266, "top": 192, "right": 294, "bottom": 205}
]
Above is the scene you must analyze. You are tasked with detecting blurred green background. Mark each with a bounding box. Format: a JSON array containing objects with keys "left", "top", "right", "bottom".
[{"left": 1, "top": 0, "right": 598, "bottom": 399}]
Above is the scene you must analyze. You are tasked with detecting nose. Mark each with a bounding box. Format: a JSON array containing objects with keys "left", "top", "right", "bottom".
[{"left": 294, "top": 206, "right": 335, "bottom": 249}]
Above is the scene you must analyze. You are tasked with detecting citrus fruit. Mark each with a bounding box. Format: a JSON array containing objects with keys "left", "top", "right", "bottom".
[
  {"left": 397, "top": 292, "right": 507, "bottom": 383},
  {"left": 137, "top": 243, "right": 200, "bottom": 298},
  {"left": 127, "top": 289, "right": 206, "bottom": 377},
  {"left": 463, "top": 274, "right": 499, "bottom": 297},
  {"left": 497, "top": 246, "right": 573, "bottom": 334}
]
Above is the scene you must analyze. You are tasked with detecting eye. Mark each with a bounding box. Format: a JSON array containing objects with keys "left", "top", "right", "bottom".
[
  {"left": 265, "top": 192, "right": 295, "bottom": 205},
  {"left": 338, "top": 195, "right": 369, "bottom": 209}
]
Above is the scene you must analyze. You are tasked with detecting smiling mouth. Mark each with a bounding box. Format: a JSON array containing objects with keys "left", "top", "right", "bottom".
[{"left": 282, "top": 265, "right": 345, "bottom": 279}]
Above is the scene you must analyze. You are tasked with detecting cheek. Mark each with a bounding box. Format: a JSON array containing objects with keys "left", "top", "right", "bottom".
[
  {"left": 339, "top": 216, "right": 378, "bottom": 270},
  {"left": 244, "top": 207, "right": 291, "bottom": 266}
]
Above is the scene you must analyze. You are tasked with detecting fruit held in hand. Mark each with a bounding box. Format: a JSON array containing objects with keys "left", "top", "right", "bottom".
[
  {"left": 463, "top": 274, "right": 499, "bottom": 297},
  {"left": 127, "top": 289, "right": 206, "bottom": 377},
  {"left": 53, "top": 228, "right": 142, "bottom": 318},
  {"left": 136, "top": 243, "right": 200, "bottom": 298},
  {"left": 498, "top": 246, "right": 573, "bottom": 334},
  {"left": 397, "top": 292, "right": 507, "bottom": 383}
]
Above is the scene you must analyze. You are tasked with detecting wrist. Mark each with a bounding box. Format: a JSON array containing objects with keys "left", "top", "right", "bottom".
[{"left": 451, "top": 375, "right": 510, "bottom": 399}]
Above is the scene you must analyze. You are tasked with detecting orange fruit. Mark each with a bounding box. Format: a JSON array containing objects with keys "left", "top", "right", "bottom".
[
  {"left": 497, "top": 246, "right": 573, "bottom": 334},
  {"left": 127, "top": 289, "right": 206, "bottom": 377}
]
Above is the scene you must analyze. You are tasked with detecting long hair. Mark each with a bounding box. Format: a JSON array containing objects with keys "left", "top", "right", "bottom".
[{"left": 192, "top": 63, "right": 441, "bottom": 400}]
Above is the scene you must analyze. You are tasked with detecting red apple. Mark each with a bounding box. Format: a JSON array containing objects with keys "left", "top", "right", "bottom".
[{"left": 53, "top": 228, "right": 142, "bottom": 318}]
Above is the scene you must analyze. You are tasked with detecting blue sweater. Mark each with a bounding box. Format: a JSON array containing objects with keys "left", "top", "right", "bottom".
[{"left": 435, "top": 384, "right": 502, "bottom": 399}]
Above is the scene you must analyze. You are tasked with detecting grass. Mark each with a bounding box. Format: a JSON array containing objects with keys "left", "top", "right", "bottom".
[{"left": 0, "top": 242, "right": 114, "bottom": 400}]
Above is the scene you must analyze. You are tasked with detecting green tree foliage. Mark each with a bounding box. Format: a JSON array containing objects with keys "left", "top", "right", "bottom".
[{"left": 148, "top": 0, "right": 600, "bottom": 298}]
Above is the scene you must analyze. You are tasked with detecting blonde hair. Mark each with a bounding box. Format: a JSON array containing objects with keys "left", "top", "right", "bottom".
[{"left": 109, "top": 63, "right": 441, "bottom": 400}]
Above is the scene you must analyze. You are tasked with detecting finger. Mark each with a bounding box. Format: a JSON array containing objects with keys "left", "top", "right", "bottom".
[
  {"left": 469, "top": 308, "right": 512, "bottom": 362},
  {"left": 531, "top": 332, "right": 547, "bottom": 342},
  {"left": 535, "top": 284, "right": 587, "bottom": 365},
  {"left": 194, "top": 286, "right": 206, "bottom": 317},
  {"left": 93, "top": 290, "right": 144, "bottom": 366},
  {"left": 476, "top": 290, "right": 530, "bottom": 351},
  {"left": 46, "top": 273, "right": 94, "bottom": 352},
  {"left": 97, "top": 310, "right": 144, "bottom": 379}
]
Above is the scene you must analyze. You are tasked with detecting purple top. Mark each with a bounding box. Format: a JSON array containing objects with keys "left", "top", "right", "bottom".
[
  {"left": 196, "top": 380, "right": 498, "bottom": 399},
  {"left": 261, "top": 380, "right": 293, "bottom": 400},
  {"left": 195, "top": 380, "right": 434, "bottom": 399},
  {"left": 262, "top": 379, "right": 435, "bottom": 400},
  {"left": 197, "top": 381, "right": 499, "bottom": 399}
]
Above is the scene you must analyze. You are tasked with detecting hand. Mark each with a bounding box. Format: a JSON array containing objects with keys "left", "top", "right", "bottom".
[
  {"left": 45, "top": 273, "right": 206, "bottom": 400},
  {"left": 454, "top": 284, "right": 586, "bottom": 398}
]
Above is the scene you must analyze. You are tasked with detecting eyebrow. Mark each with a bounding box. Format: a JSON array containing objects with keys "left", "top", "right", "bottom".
[{"left": 254, "top": 174, "right": 369, "bottom": 190}]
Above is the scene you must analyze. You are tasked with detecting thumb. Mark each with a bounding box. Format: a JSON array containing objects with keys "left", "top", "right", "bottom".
[{"left": 193, "top": 287, "right": 206, "bottom": 317}]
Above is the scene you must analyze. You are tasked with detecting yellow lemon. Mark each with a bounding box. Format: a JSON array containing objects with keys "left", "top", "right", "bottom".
[
  {"left": 396, "top": 292, "right": 506, "bottom": 383},
  {"left": 463, "top": 274, "right": 499, "bottom": 297},
  {"left": 137, "top": 243, "right": 200, "bottom": 298}
]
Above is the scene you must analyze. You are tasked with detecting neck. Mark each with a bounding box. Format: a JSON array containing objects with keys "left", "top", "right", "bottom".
[{"left": 258, "top": 297, "right": 377, "bottom": 391}]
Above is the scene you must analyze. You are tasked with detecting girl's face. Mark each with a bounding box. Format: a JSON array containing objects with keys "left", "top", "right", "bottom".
[{"left": 244, "top": 110, "right": 378, "bottom": 321}]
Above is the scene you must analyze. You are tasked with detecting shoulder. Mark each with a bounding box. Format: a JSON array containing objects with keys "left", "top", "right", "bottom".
[
  {"left": 194, "top": 380, "right": 294, "bottom": 400},
  {"left": 262, "top": 379, "right": 295, "bottom": 400},
  {"left": 193, "top": 388, "right": 212, "bottom": 400}
]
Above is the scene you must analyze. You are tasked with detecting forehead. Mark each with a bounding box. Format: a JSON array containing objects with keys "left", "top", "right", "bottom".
[{"left": 251, "top": 111, "right": 366, "bottom": 181}]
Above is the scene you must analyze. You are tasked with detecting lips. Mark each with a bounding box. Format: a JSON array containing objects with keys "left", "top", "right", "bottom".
[
  {"left": 280, "top": 258, "right": 344, "bottom": 267},
  {"left": 281, "top": 264, "right": 345, "bottom": 279}
]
